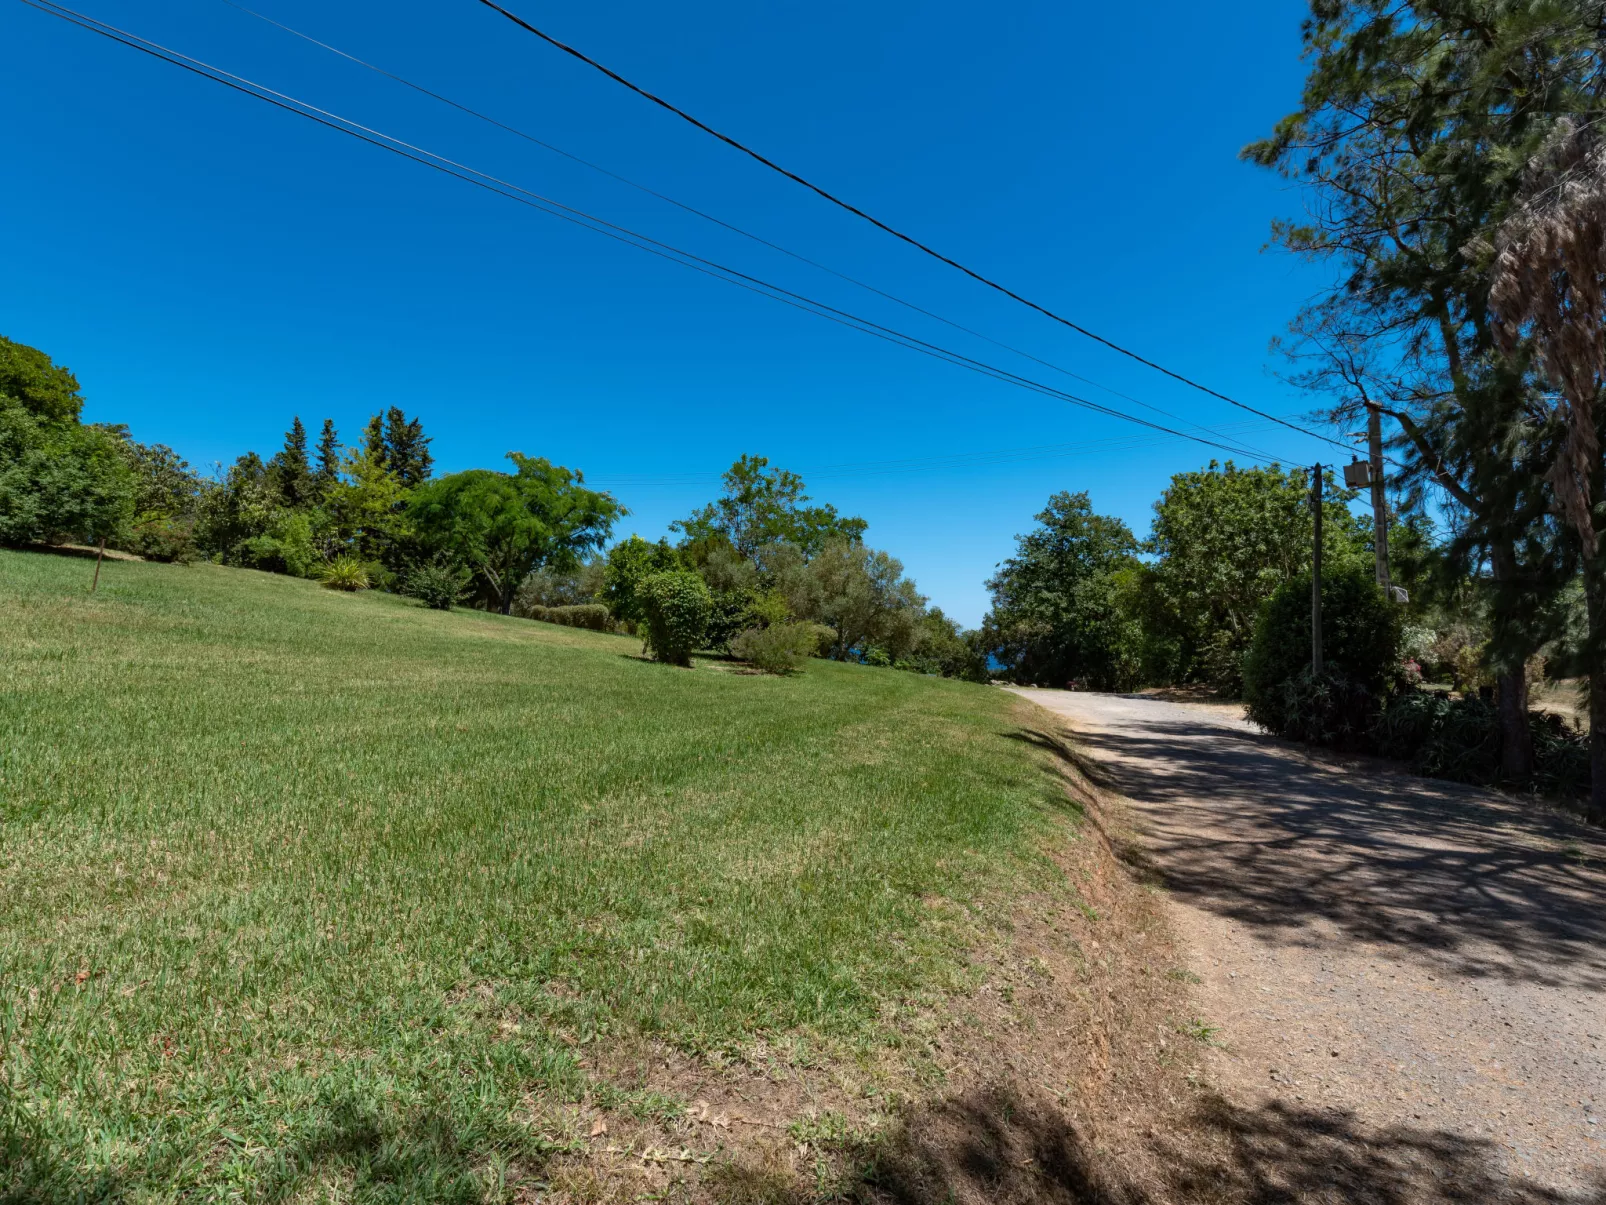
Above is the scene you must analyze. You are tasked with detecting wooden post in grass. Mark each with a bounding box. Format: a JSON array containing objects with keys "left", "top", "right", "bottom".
[
  {"left": 91, "top": 536, "right": 106, "bottom": 594},
  {"left": 1311, "top": 464, "right": 1323, "bottom": 674}
]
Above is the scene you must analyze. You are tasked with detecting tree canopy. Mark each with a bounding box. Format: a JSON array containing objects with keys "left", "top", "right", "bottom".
[{"left": 409, "top": 454, "right": 622, "bottom": 614}]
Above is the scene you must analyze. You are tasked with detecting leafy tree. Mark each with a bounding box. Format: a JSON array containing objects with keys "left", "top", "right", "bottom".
[
  {"left": 1145, "top": 463, "right": 1361, "bottom": 693},
  {"left": 0, "top": 333, "right": 84, "bottom": 423},
  {"left": 782, "top": 537, "right": 925, "bottom": 663},
  {"left": 673, "top": 455, "right": 866, "bottom": 561},
  {"left": 111, "top": 434, "right": 202, "bottom": 521},
  {"left": 325, "top": 447, "right": 414, "bottom": 570},
  {"left": 1244, "top": 562, "right": 1402, "bottom": 747},
  {"left": 601, "top": 535, "right": 683, "bottom": 626},
  {"left": 0, "top": 337, "right": 133, "bottom": 546},
  {"left": 408, "top": 454, "right": 621, "bottom": 614},
  {"left": 0, "top": 414, "right": 133, "bottom": 547},
  {"left": 982, "top": 491, "right": 1143, "bottom": 691}
]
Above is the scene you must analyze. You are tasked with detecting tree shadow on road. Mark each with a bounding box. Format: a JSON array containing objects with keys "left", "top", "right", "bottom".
[
  {"left": 853, "top": 1083, "right": 1605, "bottom": 1205},
  {"left": 1017, "top": 712, "right": 1606, "bottom": 991}
]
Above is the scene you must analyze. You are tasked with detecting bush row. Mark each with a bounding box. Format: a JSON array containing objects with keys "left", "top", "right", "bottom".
[{"left": 519, "top": 603, "right": 616, "bottom": 632}]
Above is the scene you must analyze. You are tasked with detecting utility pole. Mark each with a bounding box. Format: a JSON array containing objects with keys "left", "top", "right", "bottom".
[
  {"left": 1367, "top": 402, "right": 1389, "bottom": 592},
  {"left": 1312, "top": 464, "right": 1324, "bottom": 674}
]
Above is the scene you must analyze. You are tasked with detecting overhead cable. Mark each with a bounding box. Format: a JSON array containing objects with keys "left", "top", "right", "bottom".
[
  {"left": 18, "top": 0, "right": 1294, "bottom": 463},
  {"left": 216, "top": 0, "right": 1276, "bottom": 456},
  {"left": 475, "top": 0, "right": 1362, "bottom": 457}
]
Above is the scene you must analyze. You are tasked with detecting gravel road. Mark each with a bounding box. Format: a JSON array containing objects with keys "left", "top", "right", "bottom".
[{"left": 1012, "top": 688, "right": 1606, "bottom": 1200}]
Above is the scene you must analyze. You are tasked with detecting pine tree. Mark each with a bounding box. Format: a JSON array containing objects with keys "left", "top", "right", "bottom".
[
  {"left": 382, "top": 407, "right": 434, "bottom": 488},
  {"left": 363, "top": 413, "right": 386, "bottom": 466},
  {"left": 269, "top": 416, "right": 313, "bottom": 508},
  {"left": 315, "top": 419, "right": 341, "bottom": 493}
]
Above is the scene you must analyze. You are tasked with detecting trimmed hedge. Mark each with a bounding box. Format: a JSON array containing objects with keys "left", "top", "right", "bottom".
[{"left": 523, "top": 603, "right": 616, "bottom": 632}]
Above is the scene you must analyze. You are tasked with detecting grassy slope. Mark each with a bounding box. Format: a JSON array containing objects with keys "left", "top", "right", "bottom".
[{"left": 0, "top": 550, "right": 1075, "bottom": 1199}]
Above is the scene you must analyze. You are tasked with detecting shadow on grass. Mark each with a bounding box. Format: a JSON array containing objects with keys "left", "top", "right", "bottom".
[
  {"left": 2, "top": 1100, "right": 545, "bottom": 1205},
  {"left": 844, "top": 1084, "right": 1606, "bottom": 1205}
]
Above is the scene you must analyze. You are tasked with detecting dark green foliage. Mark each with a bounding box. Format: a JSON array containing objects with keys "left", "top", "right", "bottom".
[
  {"left": 1372, "top": 692, "right": 1590, "bottom": 795},
  {"left": 0, "top": 411, "right": 134, "bottom": 546},
  {"left": 0, "top": 338, "right": 134, "bottom": 547},
  {"left": 315, "top": 419, "right": 341, "bottom": 494},
  {"left": 269, "top": 417, "right": 315, "bottom": 509},
  {"left": 899, "top": 609, "right": 989, "bottom": 681},
  {"left": 1372, "top": 691, "right": 1501, "bottom": 784},
  {"left": 363, "top": 408, "right": 434, "bottom": 489},
  {"left": 601, "top": 535, "right": 682, "bottom": 627},
  {"left": 673, "top": 455, "right": 866, "bottom": 560},
  {"left": 1244, "top": 564, "right": 1400, "bottom": 745},
  {"left": 982, "top": 491, "right": 1142, "bottom": 691},
  {"left": 124, "top": 516, "right": 199, "bottom": 564},
  {"left": 730, "top": 622, "right": 829, "bottom": 674},
  {"left": 383, "top": 407, "right": 434, "bottom": 488},
  {"left": 403, "top": 561, "right": 471, "bottom": 610},
  {"left": 109, "top": 432, "right": 203, "bottom": 522},
  {"left": 408, "top": 454, "right": 621, "bottom": 614},
  {"left": 1249, "top": 667, "right": 1381, "bottom": 751},
  {"left": 639, "top": 570, "right": 712, "bottom": 666},
  {"left": 0, "top": 333, "right": 83, "bottom": 424},
  {"left": 1244, "top": 561, "right": 1401, "bottom": 710},
  {"left": 1146, "top": 462, "right": 1361, "bottom": 692},
  {"left": 522, "top": 603, "right": 615, "bottom": 632},
  {"left": 515, "top": 559, "right": 605, "bottom": 612}
]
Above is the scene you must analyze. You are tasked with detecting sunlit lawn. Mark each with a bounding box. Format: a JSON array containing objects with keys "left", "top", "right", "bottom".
[{"left": 0, "top": 549, "right": 1072, "bottom": 1200}]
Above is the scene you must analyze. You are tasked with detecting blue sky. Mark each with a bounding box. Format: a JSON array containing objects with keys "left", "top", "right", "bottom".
[{"left": 3, "top": 0, "right": 1341, "bottom": 625}]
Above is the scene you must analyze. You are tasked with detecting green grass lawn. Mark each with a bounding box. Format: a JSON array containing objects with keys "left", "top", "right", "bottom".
[{"left": 0, "top": 550, "right": 1074, "bottom": 1201}]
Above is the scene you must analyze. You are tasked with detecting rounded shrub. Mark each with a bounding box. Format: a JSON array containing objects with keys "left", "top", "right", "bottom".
[
  {"left": 730, "top": 621, "right": 832, "bottom": 675},
  {"left": 639, "top": 570, "right": 712, "bottom": 666},
  {"left": 403, "top": 561, "right": 469, "bottom": 610},
  {"left": 1244, "top": 562, "right": 1400, "bottom": 742}
]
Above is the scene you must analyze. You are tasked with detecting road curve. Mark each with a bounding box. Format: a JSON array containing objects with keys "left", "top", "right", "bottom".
[{"left": 1012, "top": 687, "right": 1606, "bottom": 1199}]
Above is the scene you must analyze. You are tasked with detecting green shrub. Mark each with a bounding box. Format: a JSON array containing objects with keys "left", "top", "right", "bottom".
[
  {"left": 318, "top": 556, "right": 370, "bottom": 592},
  {"left": 639, "top": 570, "right": 712, "bottom": 666},
  {"left": 1252, "top": 666, "right": 1379, "bottom": 749},
  {"left": 403, "top": 561, "right": 470, "bottom": 610},
  {"left": 123, "top": 516, "right": 198, "bottom": 564},
  {"left": 730, "top": 622, "right": 832, "bottom": 674},
  {"left": 1244, "top": 562, "right": 1400, "bottom": 738},
  {"left": 1372, "top": 690, "right": 1589, "bottom": 792},
  {"left": 524, "top": 603, "right": 615, "bottom": 632}
]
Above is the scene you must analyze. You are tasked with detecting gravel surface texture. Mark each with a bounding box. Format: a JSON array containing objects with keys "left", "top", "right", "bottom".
[{"left": 1012, "top": 688, "right": 1606, "bottom": 1200}]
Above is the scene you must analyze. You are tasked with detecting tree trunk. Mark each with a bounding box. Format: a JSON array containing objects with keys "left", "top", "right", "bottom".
[
  {"left": 1585, "top": 560, "right": 1606, "bottom": 822},
  {"left": 1488, "top": 540, "right": 1535, "bottom": 783}
]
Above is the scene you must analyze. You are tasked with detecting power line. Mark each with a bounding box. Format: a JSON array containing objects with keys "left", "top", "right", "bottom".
[
  {"left": 475, "top": 0, "right": 1362, "bottom": 457},
  {"left": 590, "top": 417, "right": 1296, "bottom": 489},
  {"left": 18, "top": 0, "right": 1292, "bottom": 465},
  {"left": 215, "top": 0, "right": 1279, "bottom": 459}
]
